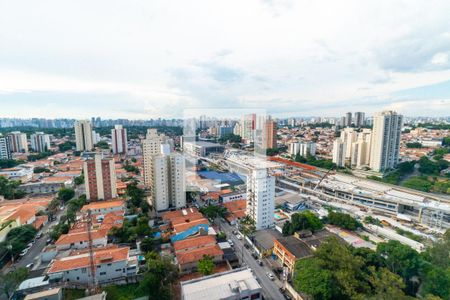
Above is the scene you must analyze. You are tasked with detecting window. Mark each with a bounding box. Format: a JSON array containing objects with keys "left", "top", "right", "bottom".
[
  {"left": 82, "top": 268, "right": 87, "bottom": 273},
  {"left": 100, "top": 272, "right": 106, "bottom": 275}
]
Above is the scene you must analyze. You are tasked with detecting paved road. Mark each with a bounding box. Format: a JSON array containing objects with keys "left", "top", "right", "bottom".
[
  {"left": 2, "top": 207, "right": 66, "bottom": 275},
  {"left": 218, "top": 219, "right": 285, "bottom": 300}
]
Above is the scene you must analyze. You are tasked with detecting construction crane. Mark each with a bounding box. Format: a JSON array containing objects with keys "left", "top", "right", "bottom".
[
  {"left": 86, "top": 209, "right": 100, "bottom": 295},
  {"left": 313, "top": 165, "right": 336, "bottom": 191}
]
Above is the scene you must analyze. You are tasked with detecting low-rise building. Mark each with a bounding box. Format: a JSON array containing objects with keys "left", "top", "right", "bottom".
[
  {"left": 0, "top": 165, "right": 34, "bottom": 183},
  {"left": 181, "top": 268, "right": 262, "bottom": 300},
  {"left": 54, "top": 230, "right": 108, "bottom": 250},
  {"left": 273, "top": 236, "right": 312, "bottom": 275},
  {"left": 81, "top": 200, "right": 125, "bottom": 215},
  {"left": 47, "top": 246, "right": 137, "bottom": 284}
]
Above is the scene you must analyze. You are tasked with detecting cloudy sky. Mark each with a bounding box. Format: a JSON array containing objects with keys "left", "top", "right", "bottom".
[{"left": 1, "top": 0, "right": 450, "bottom": 119}]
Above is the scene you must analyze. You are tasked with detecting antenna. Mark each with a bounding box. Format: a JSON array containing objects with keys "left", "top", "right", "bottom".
[{"left": 86, "top": 209, "right": 99, "bottom": 294}]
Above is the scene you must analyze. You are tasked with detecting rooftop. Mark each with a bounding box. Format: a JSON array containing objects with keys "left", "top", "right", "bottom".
[
  {"left": 181, "top": 268, "right": 261, "bottom": 300},
  {"left": 275, "top": 236, "right": 312, "bottom": 258},
  {"left": 81, "top": 200, "right": 125, "bottom": 211},
  {"left": 47, "top": 246, "right": 129, "bottom": 273}
]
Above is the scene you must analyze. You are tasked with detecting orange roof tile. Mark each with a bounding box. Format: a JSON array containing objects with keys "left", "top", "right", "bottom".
[
  {"left": 173, "top": 235, "right": 217, "bottom": 253},
  {"left": 55, "top": 230, "right": 107, "bottom": 246},
  {"left": 176, "top": 244, "right": 223, "bottom": 265},
  {"left": 48, "top": 246, "right": 129, "bottom": 273},
  {"left": 81, "top": 200, "right": 125, "bottom": 212}
]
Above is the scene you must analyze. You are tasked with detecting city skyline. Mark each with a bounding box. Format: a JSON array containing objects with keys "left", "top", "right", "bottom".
[{"left": 1, "top": 1, "right": 450, "bottom": 119}]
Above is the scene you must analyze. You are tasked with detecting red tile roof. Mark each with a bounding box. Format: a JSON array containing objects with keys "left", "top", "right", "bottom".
[
  {"left": 176, "top": 244, "right": 223, "bottom": 265},
  {"left": 47, "top": 246, "right": 129, "bottom": 273},
  {"left": 173, "top": 235, "right": 217, "bottom": 253}
]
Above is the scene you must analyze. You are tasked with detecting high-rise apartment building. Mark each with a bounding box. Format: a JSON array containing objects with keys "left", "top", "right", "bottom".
[
  {"left": 0, "top": 135, "right": 12, "bottom": 159},
  {"left": 265, "top": 120, "right": 277, "bottom": 149},
  {"left": 340, "top": 127, "right": 358, "bottom": 159},
  {"left": 8, "top": 131, "right": 28, "bottom": 153},
  {"left": 30, "top": 132, "right": 50, "bottom": 152},
  {"left": 354, "top": 112, "right": 365, "bottom": 128},
  {"left": 345, "top": 112, "right": 352, "bottom": 127},
  {"left": 299, "top": 141, "right": 316, "bottom": 157},
  {"left": 332, "top": 138, "right": 346, "bottom": 167},
  {"left": 241, "top": 114, "right": 256, "bottom": 144},
  {"left": 84, "top": 154, "right": 117, "bottom": 201},
  {"left": 246, "top": 168, "right": 275, "bottom": 230},
  {"left": 350, "top": 129, "right": 372, "bottom": 168},
  {"left": 369, "top": 111, "right": 403, "bottom": 172},
  {"left": 111, "top": 125, "right": 128, "bottom": 154},
  {"left": 74, "top": 120, "right": 94, "bottom": 151},
  {"left": 143, "top": 129, "right": 185, "bottom": 211}
]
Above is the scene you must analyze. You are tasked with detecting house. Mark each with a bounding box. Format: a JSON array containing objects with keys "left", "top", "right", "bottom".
[
  {"left": 47, "top": 246, "right": 137, "bottom": 284},
  {"left": 55, "top": 230, "right": 108, "bottom": 250},
  {"left": 81, "top": 200, "right": 125, "bottom": 215},
  {"left": 174, "top": 235, "right": 224, "bottom": 274}
]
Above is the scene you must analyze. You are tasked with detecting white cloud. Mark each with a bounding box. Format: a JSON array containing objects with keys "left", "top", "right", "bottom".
[{"left": 0, "top": 0, "right": 449, "bottom": 118}]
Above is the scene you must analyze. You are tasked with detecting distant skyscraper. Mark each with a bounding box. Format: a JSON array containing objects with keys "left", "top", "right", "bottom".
[
  {"left": 30, "top": 132, "right": 50, "bottom": 152},
  {"left": 241, "top": 114, "right": 256, "bottom": 144},
  {"left": 265, "top": 120, "right": 277, "bottom": 149},
  {"left": 111, "top": 125, "right": 128, "bottom": 154},
  {"left": 84, "top": 154, "right": 117, "bottom": 201},
  {"left": 8, "top": 131, "right": 28, "bottom": 153},
  {"left": 74, "top": 120, "right": 94, "bottom": 151},
  {"left": 247, "top": 168, "right": 275, "bottom": 230},
  {"left": 345, "top": 112, "right": 352, "bottom": 127},
  {"left": 369, "top": 111, "right": 403, "bottom": 172},
  {"left": 332, "top": 138, "right": 346, "bottom": 167},
  {"left": 354, "top": 112, "right": 365, "bottom": 128},
  {"left": 0, "top": 135, "right": 12, "bottom": 159}
]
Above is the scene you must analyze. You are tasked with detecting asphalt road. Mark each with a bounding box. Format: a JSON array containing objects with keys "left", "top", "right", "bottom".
[{"left": 218, "top": 219, "right": 285, "bottom": 300}]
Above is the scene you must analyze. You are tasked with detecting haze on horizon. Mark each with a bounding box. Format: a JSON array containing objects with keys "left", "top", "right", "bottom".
[{"left": 1, "top": 0, "right": 450, "bottom": 119}]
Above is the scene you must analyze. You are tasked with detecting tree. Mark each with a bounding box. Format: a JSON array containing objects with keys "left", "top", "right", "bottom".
[
  {"left": 95, "top": 141, "right": 110, "bottom": 149},
  {"left": 0, "top": 176, "right": 26, "bottom": 200},
  {"left": 367, "top": 267, "right": 413, "bottom": 300},
  {"left": 293, "top": 258, "right": 334, "bottom": 300},
  {"left": 421, "top": 266, "right": 450, "bottom": 300},
  {"left": 283, "top": 210, "right": 323, "bottom": 235},
  {"left": 402, "top": 176, "right": 433, "bottom": 192},
  {"left": 327, "top": 211, "right": 361, "bottom": 231},
  {"left": 199, "top": 205, "right": 228, "bottom": 220},
  {"left": 239, "top": 215, "right": 256, "bottom": 237},
  {"left": 74, "top": 174, "right": 84, "bottom": 185},
  {"left": 376, "top": 240, "right": 422, "bottom": 294},
  {"left": 57, "top": 187, "right": 75, "bottom": 202},
  {"left": 58, "top": 141, "right": 75, "bottom": 152},
  {"left": 138, "top": 252, "right": 178, "bottom": 300},
  {"left": 140, "top": 237, "right": 156, "bottom": 253},
  {"left": 406, "top": 142, "right": 423, "bottom": 148},
  {"left": 0, "top": 159, "right": 25, "bottom": 169},
  {"left": 198, "top": 255, "right": 215, "bottom": 276},
  {"left": 0, "top": 267, "right": 29, "bottom": 299}
]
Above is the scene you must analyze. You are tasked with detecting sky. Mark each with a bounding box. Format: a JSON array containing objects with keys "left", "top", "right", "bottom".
[{"left": 0, "top": 0, "right": 450, "bottom": 119}]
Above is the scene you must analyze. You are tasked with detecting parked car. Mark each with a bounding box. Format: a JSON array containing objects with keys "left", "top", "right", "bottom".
[
  {"left": 36, "top": 232, "right": 43, "bottom": 239},
  {"left": 227, "top": 239, "right": 234, "bottom": 247},
  {"left": 257, "top": 259, "right": 263, "bottom": 266},
  {"left": 26, "top": 263, "right": 34, "bottom": 269},
  {"left": 46, "top": 238, "right": 52, "bottom": 245},
  {"left": 26, "top": 242, "right": 33, "bottom": 248},
  {"left": 19, "top": 249, "right": 28, "bottom": 257},
  {"left": 252, "top": 253, "right": 258, "bottom": 260},
  {"left": 266, "top": 272, "right": 275, "bottom": 280},
  {"left": 236, "top": 234, "right": 242, "bottom": 240}
]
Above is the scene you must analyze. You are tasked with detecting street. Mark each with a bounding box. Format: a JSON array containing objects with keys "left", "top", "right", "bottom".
[{"left": 218, "top": 219, "right": 285, "bottom": 300}]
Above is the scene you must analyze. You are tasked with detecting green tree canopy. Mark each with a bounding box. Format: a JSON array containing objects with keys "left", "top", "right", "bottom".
[{"left": 198, "top": 255, "right": 215, "bottom": 276}]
